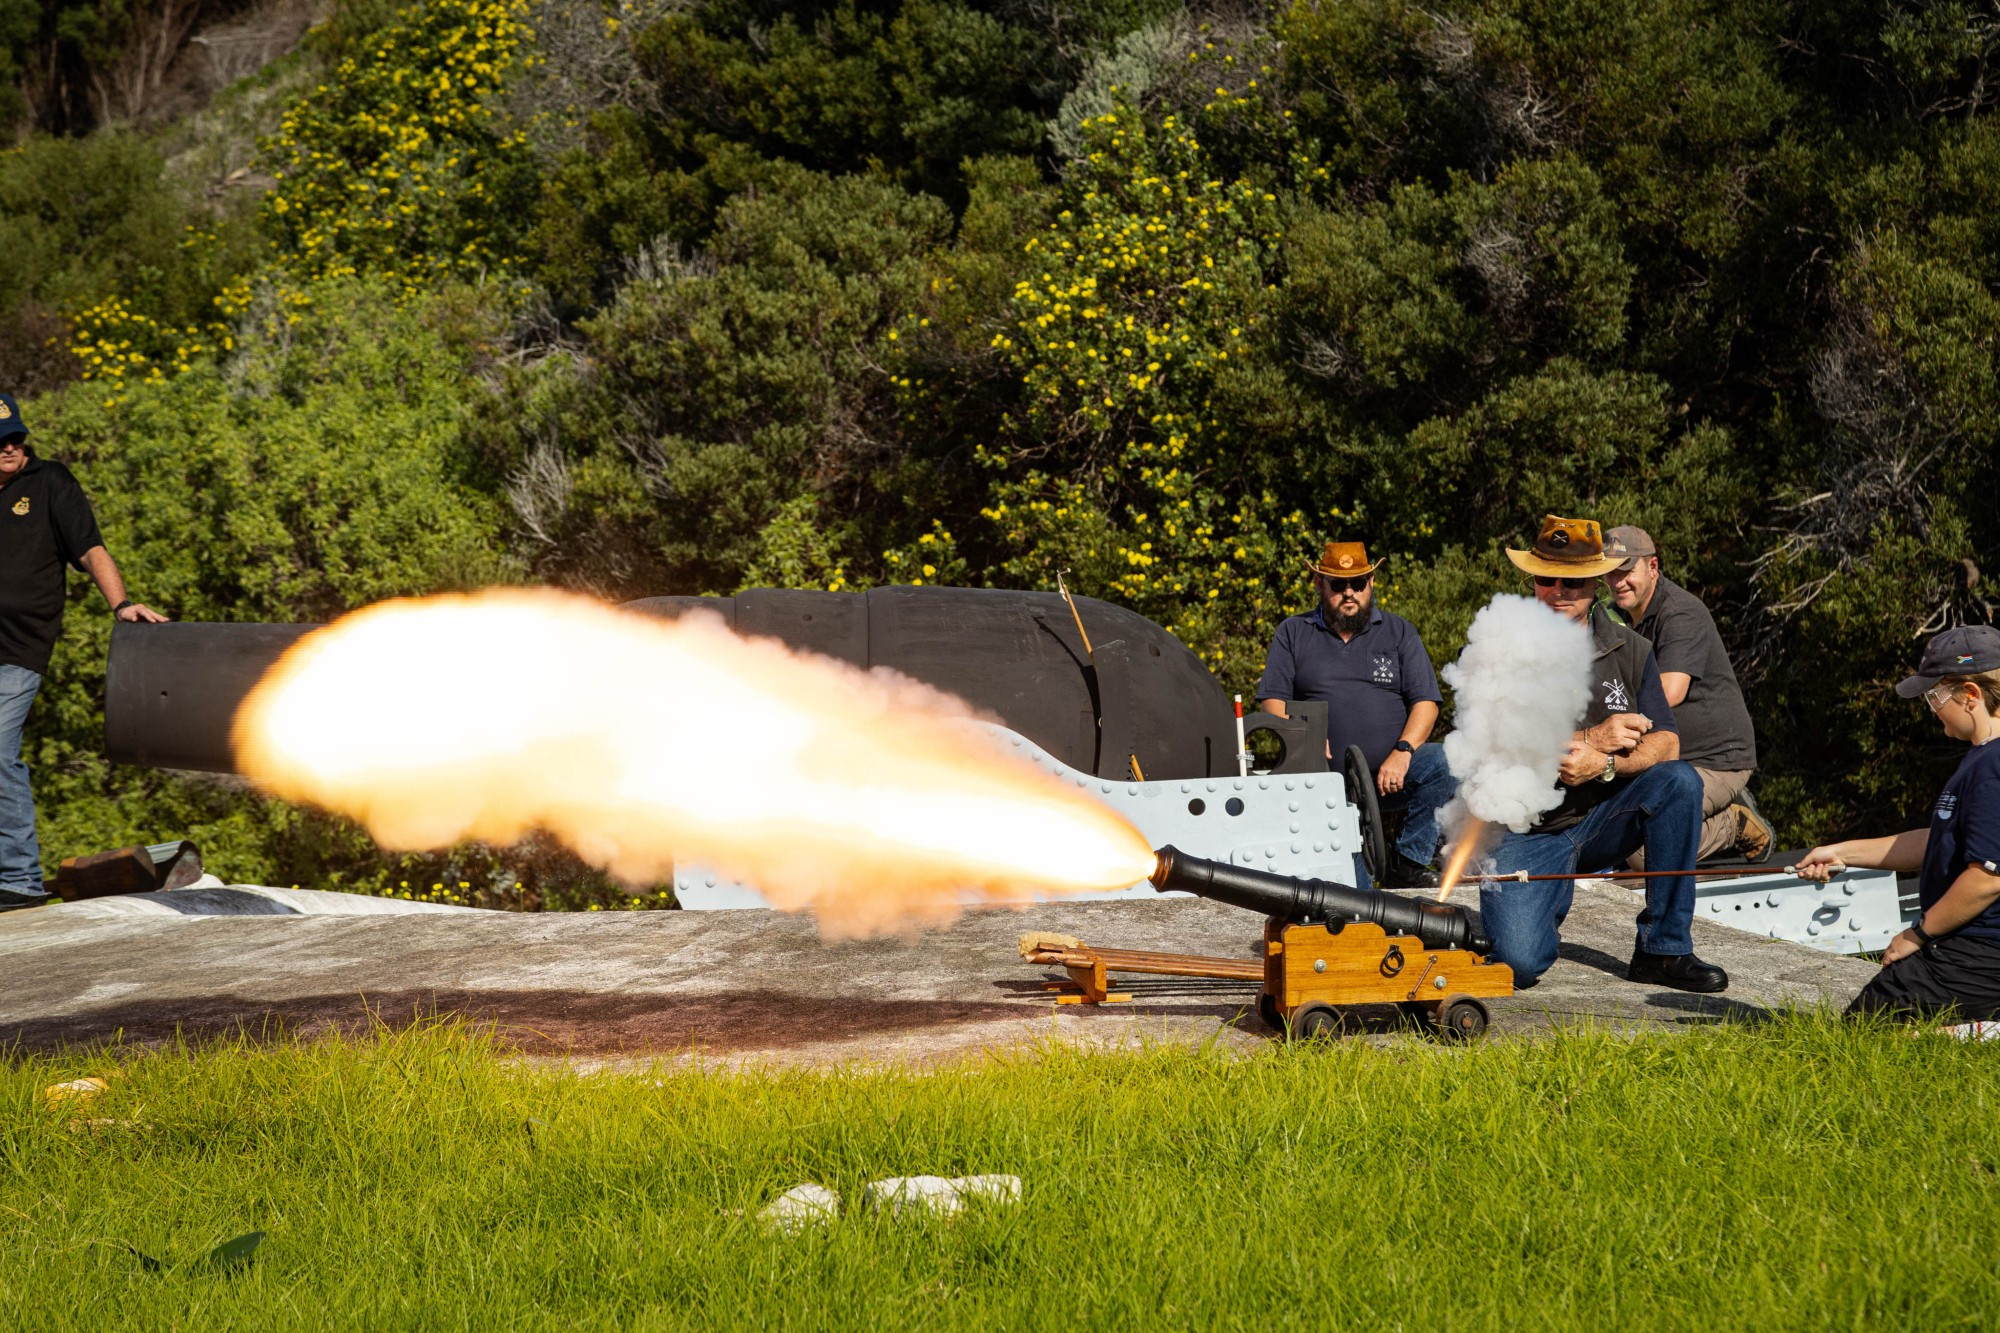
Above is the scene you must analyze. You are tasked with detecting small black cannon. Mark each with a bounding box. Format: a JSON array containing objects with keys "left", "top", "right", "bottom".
[
  {"left": 1147, "top": 845, "right": 1514, "bottom": 1040},
  {"left": 1149, "top": 844, "right": 1493, "bottom": 955}
]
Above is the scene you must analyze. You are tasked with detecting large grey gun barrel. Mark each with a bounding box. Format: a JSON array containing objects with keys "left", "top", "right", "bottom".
[{"left": 1149, "top": 844, "right": 1493, "bottom": 955}]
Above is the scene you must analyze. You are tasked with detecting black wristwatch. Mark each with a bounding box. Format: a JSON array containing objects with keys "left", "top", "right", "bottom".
[
  {"left": 111, "top": 599, "right": 134, "bottom": 616},
  {"left": 1910, "top": 921, "right": 1939, "bottom": 949},
  {"left": 1392, "top": 740, "right": 1415, "bottom": 755}
]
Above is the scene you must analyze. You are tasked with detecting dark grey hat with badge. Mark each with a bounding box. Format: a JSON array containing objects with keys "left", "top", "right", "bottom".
[
  {"left": 1896, "top": 625, "right": 2000, "bottom": 697},
  {"left": 0, "top": 392, "right": 26, "bottom": 443}
]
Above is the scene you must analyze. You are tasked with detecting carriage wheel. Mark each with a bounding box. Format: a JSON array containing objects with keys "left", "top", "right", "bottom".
[{"left": 1343, "top": 744, "right": 1387, "bottom": 885}]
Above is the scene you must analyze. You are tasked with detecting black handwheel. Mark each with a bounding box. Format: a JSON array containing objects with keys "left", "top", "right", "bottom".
[
  {"left": 1435, "top": 997, "right": 1490, "bottom": 1042},
  {"left": 1289, "top": 1002, "right": 1340, "bottom": 1041},
  {"left": 1343, "top": 744, "right": 1387, "bottom": 885}
]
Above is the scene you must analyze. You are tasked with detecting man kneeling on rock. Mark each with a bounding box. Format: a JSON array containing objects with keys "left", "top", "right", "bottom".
[{"left": 1407, "top": 516, "right": 1728, "bottom": 994}]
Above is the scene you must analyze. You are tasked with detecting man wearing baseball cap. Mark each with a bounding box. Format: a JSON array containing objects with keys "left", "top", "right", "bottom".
[
  {"left": 1601, "top": 525, "right": 1773, "bottom": 863},
  {"left": 0, "top": 393, "right": 167, "bottom": 912},
  {"left": 1404, "top": 516, "right": 1724, "bottom": 992},
  {"left": 1798, "top": 625, "right": 2000, "bottom": 1021}
]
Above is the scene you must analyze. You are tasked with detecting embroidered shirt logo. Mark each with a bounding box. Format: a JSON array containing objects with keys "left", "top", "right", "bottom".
[
  {"left": 9, "top": 496, "right": 26, "bottom": 516},
  {"left": 1602, "top": 678, "right": 1631, "bottom": 712},
  {"left": 1937, "top": 792, "right": 1958, "bottom": 821},
  {"left": 1372, "top": 654, "right": 1396, "bottom": 684}
]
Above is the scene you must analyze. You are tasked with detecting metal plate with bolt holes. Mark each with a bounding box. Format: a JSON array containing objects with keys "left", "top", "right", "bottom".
[
  {"left": 1679, "top": 864, "right": 1913, "bottom": 955},
  {"left": 673, "top": 723, "right": 1368, "bottom": 910}
]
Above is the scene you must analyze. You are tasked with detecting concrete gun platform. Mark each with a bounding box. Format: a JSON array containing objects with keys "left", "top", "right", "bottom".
[{"left": 0, "top": 885, "right": 1877, "bottom": 1066}]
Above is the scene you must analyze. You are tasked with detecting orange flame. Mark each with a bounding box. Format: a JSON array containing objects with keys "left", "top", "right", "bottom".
[
  {"left": 1435, "top": 819, "right": 1492, "bottom": 903},
  {"left": 232, "top": 589, "right": 1158, "bottom": 936}
]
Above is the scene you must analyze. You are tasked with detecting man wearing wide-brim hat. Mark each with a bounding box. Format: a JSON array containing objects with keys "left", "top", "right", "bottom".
[
  {"left": 1257, "top": 540, "right": 1450, "bottom": 887},
  {"left": 1404, "top": 516, "right": 1725, "bottom": 993}
]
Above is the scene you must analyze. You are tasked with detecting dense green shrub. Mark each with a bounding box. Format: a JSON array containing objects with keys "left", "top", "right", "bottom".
[
  {"left": 0, "top": 129, "right": 262, "bottom": 394},
  {"left": 488, "top": 162, "right": 952, "bottom": 597}
]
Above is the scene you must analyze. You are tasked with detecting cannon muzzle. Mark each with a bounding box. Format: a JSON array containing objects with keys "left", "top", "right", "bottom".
[{"left": 1149, "top": 844, "right": 1493, "bottom": 955}]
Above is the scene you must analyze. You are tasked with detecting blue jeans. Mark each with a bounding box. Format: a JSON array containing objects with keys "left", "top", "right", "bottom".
[
  {"left": 1402, "top": 755, "right": 1703, "bottom": 985},
  {"left": 1387, "top": 742, "right": 1454, "bottom": 865},
  {"left": 0, "top": 665, "right": 43, "bottom": 896}
]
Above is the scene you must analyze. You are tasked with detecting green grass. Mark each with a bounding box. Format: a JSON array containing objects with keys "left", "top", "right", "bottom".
[{"left": 3, "top": 1017, "right": 1996, "bottom": 1329}]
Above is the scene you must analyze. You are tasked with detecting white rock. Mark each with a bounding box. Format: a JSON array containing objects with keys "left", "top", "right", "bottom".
[
  {"left": 863, "top": 1174, "right": 1023, "bottom": 1218},
  {"left": 864, "top": 1175, "right": 962, "bottom": 1217},
  {"left": 951, "top": 1174, "right": 1023, "bottom": 1205},
  {"left": 757, "top": 1183, "right": 841, "bottom": 1233}
]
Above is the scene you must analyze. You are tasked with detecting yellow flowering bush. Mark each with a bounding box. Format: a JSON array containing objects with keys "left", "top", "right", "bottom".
[
  {"left": 65, "top": 281, "right": 251, "bottom": 395},
  {"left": 1008, "top": 108, "right": 1278, "bottom": 435},
  {"left": 896, "top": 102, "right": 1305, "bottom": 686},
  {"left": 261, "top": 0, "right": 538, "bottom": 293}
]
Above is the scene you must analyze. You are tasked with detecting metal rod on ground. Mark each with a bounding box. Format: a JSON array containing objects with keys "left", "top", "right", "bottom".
[{"left": 1468, "top": 865, "right": 1830, "bottom": 883}]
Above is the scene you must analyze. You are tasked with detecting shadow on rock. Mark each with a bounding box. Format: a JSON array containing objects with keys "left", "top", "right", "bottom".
[
  {"left": 1556, "top": 940, "right": 1637, "bottom": 979},
  {"left": 1, "top": 987, "right": 1034, "bottom": 1058}
]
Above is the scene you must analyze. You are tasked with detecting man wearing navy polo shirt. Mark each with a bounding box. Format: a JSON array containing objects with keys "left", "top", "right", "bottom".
[{"left": 1256, "top": 541, "right": 1447, "bottom": 887}]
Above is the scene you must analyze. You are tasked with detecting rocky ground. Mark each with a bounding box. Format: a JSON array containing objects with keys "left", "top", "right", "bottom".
[{"left": 0, "top": 884, "right": 1876, "bottom": 1065}]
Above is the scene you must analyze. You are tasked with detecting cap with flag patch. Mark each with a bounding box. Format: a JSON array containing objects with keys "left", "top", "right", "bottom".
[{"left": 1896, "top": 624, "right": 2000, "bottom": 697}]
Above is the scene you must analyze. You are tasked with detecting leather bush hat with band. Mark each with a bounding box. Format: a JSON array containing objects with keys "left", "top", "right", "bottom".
[
  {"left": 1895, "top": 624, "right": 2000, "bottom": 698},
  {"left": 1306, "top": 540, "right": 1381, "bottom": 578},
  {"left": 1505, "top": 515, "right": 1624, "bottom": 579}
]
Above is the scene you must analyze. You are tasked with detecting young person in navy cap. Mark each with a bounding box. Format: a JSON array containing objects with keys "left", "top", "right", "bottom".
[
  {"left": 1797, "top": 625, "right": 2000, "bottom": 1021},
  {"left": 0, "top": 393, "right": 167, "bottom": 912}
]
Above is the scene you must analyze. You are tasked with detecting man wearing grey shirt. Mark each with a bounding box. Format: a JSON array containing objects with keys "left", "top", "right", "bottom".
[{"left": 1603, "top": 525, "right": 1773, "bottom": 862}]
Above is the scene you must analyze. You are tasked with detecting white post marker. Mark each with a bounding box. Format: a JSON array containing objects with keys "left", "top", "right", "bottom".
[{"left": 1235, "top": 694, "right": 1249, "bottom": 778}]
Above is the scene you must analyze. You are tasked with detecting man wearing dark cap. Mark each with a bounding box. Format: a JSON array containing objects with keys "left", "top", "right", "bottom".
[
  {"left": 1602, "top": 525, "right": 1773, "bottom": 862},
  {"left": 0, "top": 393, "right": 166, "bottom": 911},
  {"left": 1798, "top": 625, "right": 2000, "bottom": 1022},
  {"left": 1257, "top": 541, "right": 1449, "bottom": 886},
  {"left": 1405, "top": 516, "right": 1725, "bottom": 992}
]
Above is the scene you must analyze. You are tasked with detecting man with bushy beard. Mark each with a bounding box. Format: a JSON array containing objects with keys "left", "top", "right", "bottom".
[{"left": 1257, "top": 541, "right": 1447, "bottom": 887}]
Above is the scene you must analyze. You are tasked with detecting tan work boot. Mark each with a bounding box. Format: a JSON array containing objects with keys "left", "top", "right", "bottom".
[{"left": 1731, "top": 793, "right": 1774, "bottom": 862}]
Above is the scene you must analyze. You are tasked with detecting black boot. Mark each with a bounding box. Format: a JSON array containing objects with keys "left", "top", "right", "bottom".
[
  {"left": 1383, "top": 853, "right": 1440, "bottom": 890},
  {"left": 1628, "top": 948, "right": 1729, "bottom": 994}
]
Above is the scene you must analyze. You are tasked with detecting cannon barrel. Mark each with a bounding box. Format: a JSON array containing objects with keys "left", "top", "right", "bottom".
[
  {"left": 1149, "top": 844, "right": 1493, "bottom": 956},
  {"left": 104, "top": 587, "right": 1257, "bottom": 779}
]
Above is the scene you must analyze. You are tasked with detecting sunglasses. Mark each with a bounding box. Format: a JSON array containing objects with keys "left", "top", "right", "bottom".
[
  {"left": 1320, "top": 575, "right": 1370, "bottom": 593},
  {"left": 1533, "top": 576, "right": 1596, "bottom": 591},
  {"left": 0, "top": 439, "right": 23, "bottom": 453}
]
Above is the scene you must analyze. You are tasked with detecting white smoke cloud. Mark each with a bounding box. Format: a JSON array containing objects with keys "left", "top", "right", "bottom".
[{"left": 1440, "top": 594, "right": 1594, "bottom": 833}]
